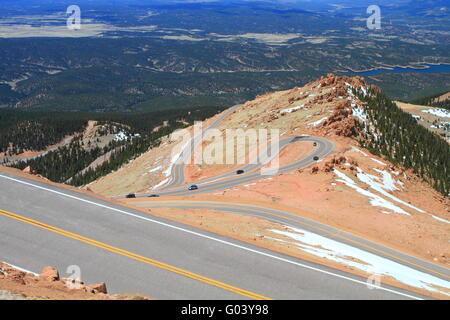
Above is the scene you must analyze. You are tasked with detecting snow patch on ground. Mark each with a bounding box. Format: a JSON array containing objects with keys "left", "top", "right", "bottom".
[
  {"left": 152, "top": 178, "right": 169, "bottom": 190},
  {"left": 431, "top": 215, "right": 450, "bottom": 224},
  {"left": 244, "top": 183, "right": 257, "bottom": 187},
  {"left": 114, "top": 132, "right": 128, "bottom": 142},
  {"left": 373, "top": 169, "right": 401, "bottom": 191},
  {"left": 163, "top": 139, "right": 191, "bottom": 177},
  {"left": 351, "top": 147, "right": 368, "bottom": 157},
  {"left": 360, "top": 86, "right": 368, "bottom": 97},
  {"left": 422, "top": 108, "right": 450, "bottom": 118},
  {"left": 356, "top": 169, "right": 425, "bottom": 213},
  {"left": 334, "top": 169, "right": 410, "bottom": 215},
  {"left": 149, "top": 165, "right": 162, "bottom": 173},
  {"left": 268, "top": 226, "right": 450, "bottom": 296},
  {"left": 308, "top": 117, "right": 328, "bottom": 127},
  {"left": 163, "top": 165, "right": 173, "bottom": 177},
  {"left": 280, "top": 105, "right": 304, "bottom": 114},
  {"left": 352, "top": 105, "right": 368, "bottom": 121},
  {"left": 370, "top": 158, "right": 386, "bottom": 166}
]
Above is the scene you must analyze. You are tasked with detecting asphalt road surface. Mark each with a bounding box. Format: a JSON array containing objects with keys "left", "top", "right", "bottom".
[{"left": 0, "top": 172, "right": 429, "bottom": 299}]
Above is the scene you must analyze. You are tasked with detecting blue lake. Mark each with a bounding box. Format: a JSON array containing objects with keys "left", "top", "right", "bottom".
[{"left": 345, "top": 63, "right": 450, "bottom": 76}]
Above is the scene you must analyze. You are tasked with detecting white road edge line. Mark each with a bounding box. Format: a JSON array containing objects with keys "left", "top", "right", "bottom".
[
  {"left": 1, "top": 261, "right": 39, "bottom": 276},
  {"left": 0, "top": 174, "right": 422, "bottom": 300}
]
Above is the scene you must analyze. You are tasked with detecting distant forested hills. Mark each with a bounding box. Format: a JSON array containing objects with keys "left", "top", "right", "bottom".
[
  {"left": 7, "top": 104, "right": 222, "bottom": 185},
  {"left": 0, "top": 106, "right": 223, "bottom": 155}
]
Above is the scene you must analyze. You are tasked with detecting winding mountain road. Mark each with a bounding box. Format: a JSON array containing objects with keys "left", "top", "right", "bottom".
[
  {"left": 159, "top": 104, "right": 243, "bottom": 190},
  {"left": 135, "top": 135, "right": 334, "bottom": 197},
  {"left": 1, "top": 105, "right": 449, "bottom": 300}
]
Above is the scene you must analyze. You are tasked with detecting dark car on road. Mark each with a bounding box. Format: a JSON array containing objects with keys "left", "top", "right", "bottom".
[
  {"left": 313, "top": 142, "right": 317, "bottom": 146},
  {"left": 126, "top": 193, "right": 136, "bottom": 198},
  {"left": 148, "top": 194, "right": 160, "bottom": 198},
  {"left": 313, "top": 156, "right": 319, "bottom": 161},
  {"left": 188, "top": 185, "right": 199, "bottom": 191},
  {"left": 236, "top": 169, "right": 244, "bottom": 175}
]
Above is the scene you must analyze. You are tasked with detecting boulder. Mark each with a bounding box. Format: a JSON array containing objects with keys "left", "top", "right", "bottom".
[
  {"left": 40, "top": 266, "right": 59, "bottom": 281},
  {"left": 22, "top": 166, "right": 32, "bottom": 174},
  {"left": 88, "top": 283, "right": 108, "bottom": 294}
]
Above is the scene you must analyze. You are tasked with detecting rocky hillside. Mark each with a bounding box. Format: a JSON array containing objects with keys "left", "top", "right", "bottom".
[
  {"left": 89, "top": 74, "right": 449, "bottom": 198},
  {"left": 218, "top": 73, "right": 449, "bottom": 195},
  {"left": 0, "top": 262, "right": 148, "bottom": 300}
]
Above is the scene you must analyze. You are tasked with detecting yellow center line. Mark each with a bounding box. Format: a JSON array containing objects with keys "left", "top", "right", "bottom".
[
  {"left": 142, "top": 201, "right": 450, "bottom": 280},
  {"left": 0, "top": 208, "right": 271, "bottom": 300}
]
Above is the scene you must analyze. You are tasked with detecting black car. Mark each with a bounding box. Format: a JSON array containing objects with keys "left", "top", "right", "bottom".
[
  {"left": 236, "top": 169, "right": 244, "bottom": 175},
  {"left": 313, "top": 156, "right": 319, "bottom": 161},
  {"left": 313, "top": 142, "right": 317, "bottom": 146},
  {"left": 126, "top": 193, "right": 136, "bottom": 198},
  {"left": 188, "top": 185, "right": 199, "bottom": 191},
  {"left": 148, "top": 194, "right": 160, "bottom": 198}
]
